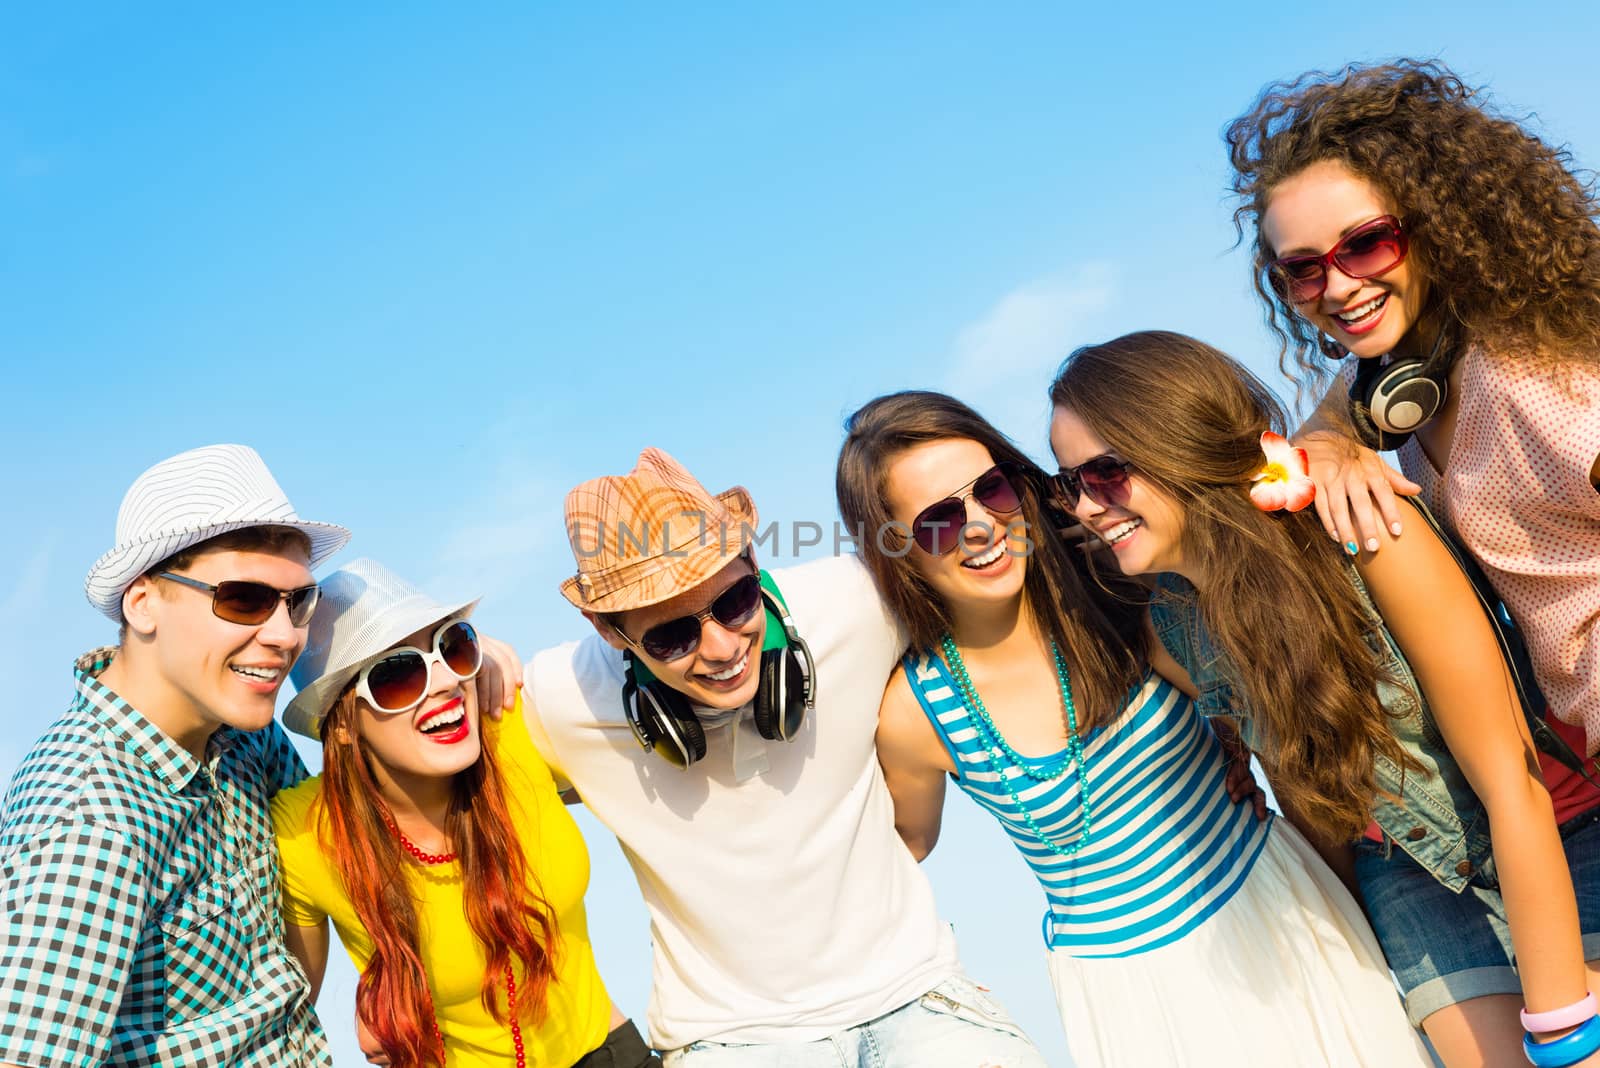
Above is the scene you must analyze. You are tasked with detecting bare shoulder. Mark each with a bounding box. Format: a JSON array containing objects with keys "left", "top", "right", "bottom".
[{"left": 876, "top": 665, "right": 955, "bottom": 774}]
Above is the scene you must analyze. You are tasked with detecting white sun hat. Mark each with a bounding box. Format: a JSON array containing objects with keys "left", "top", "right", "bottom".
[
  {"left": 283, "top": 558, "right": 479, "bottom": 740},
  {"left": 84, "top": 444, "right": 351, "bottom": 621}
]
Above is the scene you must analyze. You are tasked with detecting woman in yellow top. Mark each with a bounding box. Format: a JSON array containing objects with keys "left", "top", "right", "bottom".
[{"left": 271, "top": 557, "right": 657, "bottom": 1068}]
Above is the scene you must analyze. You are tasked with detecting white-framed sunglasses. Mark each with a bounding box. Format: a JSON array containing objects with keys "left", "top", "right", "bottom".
[{"left": 356, "top": 619, "right": 482, "bottom": 714}]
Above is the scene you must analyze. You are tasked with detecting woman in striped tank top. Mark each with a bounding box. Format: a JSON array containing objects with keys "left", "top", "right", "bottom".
[
  {"left": 1049, "top": 332, "right": 1598, "bottom": 1068},
  {"left": 836, "top": 392, "right": 1429, "bottom": 1066}
]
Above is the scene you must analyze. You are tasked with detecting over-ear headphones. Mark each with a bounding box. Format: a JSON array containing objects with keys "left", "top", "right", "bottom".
[
  {"left": 1341, "top": 327, "right": 1452, "bottom": 451},
  {"left": 620, "top": 571, "right": 817, "bottom": 769}
]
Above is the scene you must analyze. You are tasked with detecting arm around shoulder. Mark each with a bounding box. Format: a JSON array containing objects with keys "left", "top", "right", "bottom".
[{"left": 875, "top": 669, "right": 953, "bottom": 861}]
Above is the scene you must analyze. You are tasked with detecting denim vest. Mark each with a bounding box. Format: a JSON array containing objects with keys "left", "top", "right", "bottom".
[{"left": 1148, "top": 571, "right": 1494, "bottom": 893}]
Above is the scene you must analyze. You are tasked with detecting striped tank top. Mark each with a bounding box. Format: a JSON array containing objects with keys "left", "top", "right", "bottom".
[{"left": 903, "top": 651, "right": 1272, "bottom": 958}]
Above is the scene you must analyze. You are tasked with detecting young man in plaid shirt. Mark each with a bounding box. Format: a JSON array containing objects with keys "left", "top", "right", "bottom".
[{"left": 0, "top": 444, "right": 348, "bottom": 1067}]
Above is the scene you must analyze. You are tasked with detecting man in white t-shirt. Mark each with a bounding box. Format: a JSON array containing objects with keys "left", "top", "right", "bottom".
[{"left": 524, "top": 448, "right": 1046, "bottom": 1066}]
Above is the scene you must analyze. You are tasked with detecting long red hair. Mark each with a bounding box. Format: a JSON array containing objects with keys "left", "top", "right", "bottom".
[{"left": 315, "top": 686, "right": 559, "bottom": 1068}]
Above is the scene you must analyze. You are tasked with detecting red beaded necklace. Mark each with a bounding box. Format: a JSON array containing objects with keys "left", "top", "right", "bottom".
[
  {"left": 395, "top": 827, "right": 457, "bottom": 866},
  {"left": 386, "top": 819, "right": 527, "bottom": 1066}
]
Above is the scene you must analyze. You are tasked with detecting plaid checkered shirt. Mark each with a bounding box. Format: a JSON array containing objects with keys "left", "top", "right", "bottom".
[{"left": 0, "top": 649, "right": 330, "bottom": 1067}]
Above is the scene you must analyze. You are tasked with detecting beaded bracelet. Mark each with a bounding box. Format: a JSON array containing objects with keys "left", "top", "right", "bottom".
[
  {"left": 1523, "top": 1013, "right": 1600, "bottom": 1068},
  {"left": 1524, "top": 993, "right": 1600, "bottom": 1035}
]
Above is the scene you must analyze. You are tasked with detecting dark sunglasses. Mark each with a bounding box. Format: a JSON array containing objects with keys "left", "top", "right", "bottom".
[
  {"left": 1267, "top": 215, "right": 1409, "bottom": 304},
  {"left": 153, "top": 571, "right": 321, "bottom": 626},
  {"left": 1048, "top": 455, "right": 1135, "bottom": 511},
  {"left": 357, "top": 620, "right": 483, "bottom": 714},
  {"left": 910, "top": 463, "right": 1024, "bottom": 556},
  {"left": 616, "top": 572, "right": 764, "bottom": 663}
]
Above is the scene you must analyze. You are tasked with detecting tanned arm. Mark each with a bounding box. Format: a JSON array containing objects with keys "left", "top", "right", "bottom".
[
  {"left": 282, "top": 918, "right": 330, "bottom": 1002},
  {"left": 1358, "top": 510, "right": 1590, "bottom": 1033},
  {"left": 875, "top": 669, "right": 955, "bottom": 861}
]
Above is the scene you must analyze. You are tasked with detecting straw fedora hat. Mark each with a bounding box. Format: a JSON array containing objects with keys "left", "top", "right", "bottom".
[
  {"left": 284, "top": 558, "right": 479, "bottom": 739},
  {"left": 84, "top": 444, "right": 350, "bottom": 622},
  {"left": 560, "top": 448, "right": 757, "bottom": 614}
]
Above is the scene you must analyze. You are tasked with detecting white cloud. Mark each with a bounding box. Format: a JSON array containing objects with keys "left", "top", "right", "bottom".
[
  {"left": 944, "top": 263, "right": 1119, "bottom": 448},
  {"left": 426, "top": 491, "right": 562, "bottom": 597},
  {"left": 417, "top": 415, "right": 567, "bottom": 619},
  {"left": 946, "top": 263, "right": 1116, "bottom": 384}
]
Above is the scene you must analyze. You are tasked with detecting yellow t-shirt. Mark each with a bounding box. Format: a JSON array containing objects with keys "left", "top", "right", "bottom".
[{"left": 271, "top": 698, "right": 612, "bottom": 1067}]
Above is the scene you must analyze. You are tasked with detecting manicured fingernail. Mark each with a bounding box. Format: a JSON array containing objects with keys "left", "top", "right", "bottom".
[
  {"left": 1390, "top": 522, "right": 1403, "bottom": 536},
  {"left": 1345, "top": 541, "right": 1359, "bottom": 556},
  {"left": 1366, "top": 538, "right": 1380, "bottom": 552}
]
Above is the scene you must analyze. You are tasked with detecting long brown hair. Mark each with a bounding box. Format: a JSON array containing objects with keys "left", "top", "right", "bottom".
[
  {"left": 1050, "top": 332, "right": 1422, "bottom": 841},
  {"left": 836, "top": 390, "right": 1148, "bottom": 730},
  {"left": 315, "top": 685, "right": 559, "bottom": 1068},
  {"left": 1226, "top": 58, "right": 1600, "bottom": 391}
]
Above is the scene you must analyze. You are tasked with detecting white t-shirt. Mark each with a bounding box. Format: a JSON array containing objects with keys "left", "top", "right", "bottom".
[{"left": 526, "top": 555, "right": 960, "bottom": 1050}]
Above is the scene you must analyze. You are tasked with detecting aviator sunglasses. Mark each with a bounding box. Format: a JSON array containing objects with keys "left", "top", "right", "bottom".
[
  {"left": 1267, "top": 215, "right": 1409, "bottom": 304},
  {"left": 357, "top": 619, "right": 483, "bottom": 714},
  {"left": 911, "top": 463, "right": 1024, "bottom": 556},
  {"left": 1048, "top": 455, "right": 1135, "bottom": 511},
  {"left": 154, "top": 571, "right": 322, "bottom": 627},
  {"left": 614, "top": 571, "right": 764, "bottom": 663}
]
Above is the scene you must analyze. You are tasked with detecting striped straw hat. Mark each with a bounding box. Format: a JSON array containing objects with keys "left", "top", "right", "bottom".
[
  {"left": 84, "top": 444, "right": 351, "bottom": 621},
  {"left": 560, "top": 447, "right": 757, "bottom": 614}
]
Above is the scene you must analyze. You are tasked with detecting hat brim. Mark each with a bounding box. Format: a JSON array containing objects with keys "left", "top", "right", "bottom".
[
  {"left": 559, "top": 486, "right": 757, "bottom": 613},
  {"left": 282, "top": 594, "right": 480, "bottom": 740},
  {"left": 84, "top": 518, "right": 352, "bottom": 622}
]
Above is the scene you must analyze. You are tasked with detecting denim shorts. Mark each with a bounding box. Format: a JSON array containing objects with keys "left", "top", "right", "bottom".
[
  {"left": 660, "top": 973, "right": 1046, "bottom": 1067},
  {"left": 1354, "top": 805, "right": 1600, "bottom": 1028}
]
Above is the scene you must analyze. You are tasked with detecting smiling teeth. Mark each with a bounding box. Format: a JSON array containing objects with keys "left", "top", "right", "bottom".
[
  {"left": 961, "top": 542, "right": 1006, "bottom": 569},
  {"left": 419, "top": 708, "right": 464, "bottom": 733},
  {"left": 231, "top": 665, "right": 279, "bottom": 681},
  {"left": 705, "top": 655, "right": 748, "bottom": 682},
  {"left": 1337, "top": 295, "right": 1386, "bottom": 322},
  {"left": 1101, "top": 519, "right": 1141, "bottom": 545}
]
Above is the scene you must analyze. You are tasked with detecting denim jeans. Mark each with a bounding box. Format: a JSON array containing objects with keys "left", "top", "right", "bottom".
[{"left": 659, "top": 973, "right": 1046, "bottom": 1068}]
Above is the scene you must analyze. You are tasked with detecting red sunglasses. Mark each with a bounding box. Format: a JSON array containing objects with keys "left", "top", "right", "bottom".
[{"left": 1267, "top": 215, "right": 1409, "bottom": 304}]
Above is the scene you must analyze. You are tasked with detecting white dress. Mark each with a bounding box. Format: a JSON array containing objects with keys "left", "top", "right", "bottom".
[{"left": 903, "top": 655, "right": 1432, "bottom": 1067}]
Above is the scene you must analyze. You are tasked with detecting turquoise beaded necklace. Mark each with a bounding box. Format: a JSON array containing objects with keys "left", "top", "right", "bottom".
[{"left": 938, "top": 634, "right": 1094, "bottom": 858}]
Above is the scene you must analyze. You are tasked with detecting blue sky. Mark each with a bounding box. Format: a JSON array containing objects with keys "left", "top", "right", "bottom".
[{"left": 4, "top": 6, "right": 1599, "bottom": 1065}]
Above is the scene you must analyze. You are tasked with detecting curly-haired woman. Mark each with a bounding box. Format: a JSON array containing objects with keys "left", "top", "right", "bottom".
[{"left": 1227, "top": 59, "right": 1600, "bottom": 1066}]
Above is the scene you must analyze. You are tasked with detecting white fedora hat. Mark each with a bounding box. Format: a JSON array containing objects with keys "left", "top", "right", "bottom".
[
  {"left": 284, "top": 558, "right": 479, "bottom": 740},
  {"left": 84, "top": 444, "right": 351, "bottom": 621}
]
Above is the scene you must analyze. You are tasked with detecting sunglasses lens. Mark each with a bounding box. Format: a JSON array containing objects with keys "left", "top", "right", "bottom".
[
  {"left": 285, "top": 585, "right": 321, "bottom": 627},
  {"left": 1336, "top": 222, "right": 1405, "bottom": 278},
  {"left": 1049, "top": 472, "right": 1081, "bottom": 511},
  {"left": 1079, "top": 457, "right": 1132, "bottom": 508},
  {"left": 365, "top": 652, "right": 429, "bottom": 712},
  {"left": 710, "top": 574, "right": 763, "bottom": 629},
  {"left": 972, "top": 465, "right": 1022, "bottom": 516},
  {"left": 438, "top": 621, "right": 482, "bottom": 677},
  {"left": 912, "top": 499, "right": 967, "bottom": 555},
  {"left": 640, "top": 617, "right": 702, "bottom": 663},
  {"left": 1272, "top": 259, "right": 1326, "bottom": 303},
  {"left": 211, "top": 581, "right": 280, "bottom": 625}
]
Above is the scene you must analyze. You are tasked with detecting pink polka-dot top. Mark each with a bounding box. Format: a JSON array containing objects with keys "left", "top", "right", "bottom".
[{"left": 1396, "top": 345, "right": 1600, "bottom": 820}]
